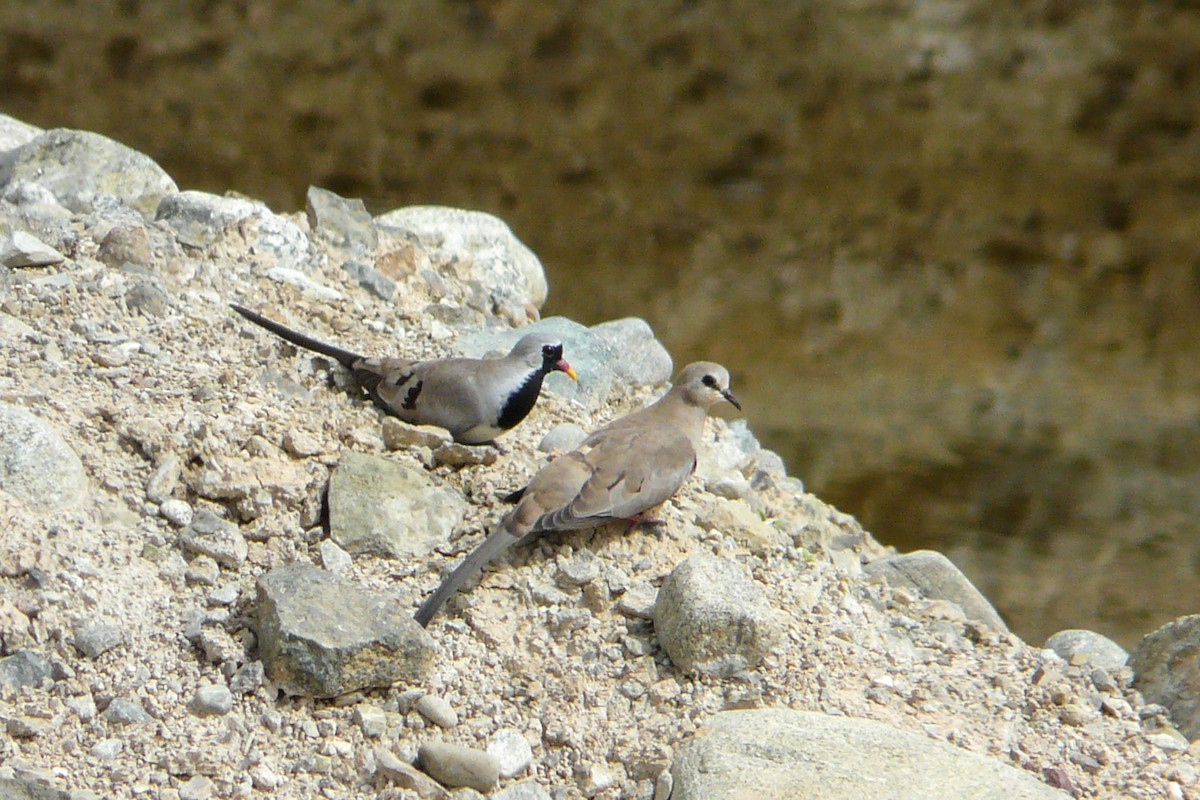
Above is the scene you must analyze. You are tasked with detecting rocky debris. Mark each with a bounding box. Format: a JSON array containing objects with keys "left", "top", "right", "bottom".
[
  {"left": 1129, "top": 614, "right": 1200, "bottom": 740},
  {"left": 156, "top": 189, "right": 313, "bottom": 272},
  {"left": 672, "top": 709, "right": 1068, "bottom": 800},
  {"left": 0, "top": 776, "right": 73, "bottom": 800},
  {"left": 103, "top": 697, "right": 153, "bottom": 725},
  {"left": 0, "top": 113, "right": 1188, "bottom": 799},
  {"left": 0, "top": 128, "right": 177, "bottom": 218},
  {"left": 0, "top": 403, "right": 88, "bottom": 510},
  {"left": 328, "top": 452, "right": 468, "bottom": 558},
  {"left": 375, "top": 205, "right": 548, "bottom": 322},
  {"left": 865, "top": 549, "right": 1008, "bottom": 631},
  {"left": 255, "top": 562, "right": 435, "bottom": 697},
  {"left": 654, "top": 554, "right": 778, "bottom": 675},
  {"left": 191, "top": 684, "right": 234, "bottom": 716},
  {"left": 1044, "top": 628, "right": 1128, "bottom": 671},
  {"left": 418, "top": 740, "right": 502, "bottom": 793}
]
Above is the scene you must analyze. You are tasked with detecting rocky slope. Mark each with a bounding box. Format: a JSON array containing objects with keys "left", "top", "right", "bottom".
[{"left": 0, "top": 116, "right": 1196, "bottom": 799}]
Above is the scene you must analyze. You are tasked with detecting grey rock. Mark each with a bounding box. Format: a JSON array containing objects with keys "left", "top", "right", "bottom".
[
  {"left": 255, "top": 561, "right": 435, "bottom": 697},
  {"left": 146, "top": 453, "right": 182, "bottom": 503},
  {"left": 654, "top": 555, "right": 777, "bottom": 675},
  {"left": 865, "top": 550, "right": 1008, "bottom": 632},
  {"left": 0, "top": 650, "right": 52, "bottom": 689},
  {"left": 672, "top": 709, "right": 1069, "bottom": 800},
  {"left": 207, "top": 584, "right": 240, "bottom": 606},
  {"left": 124, "top": 280, "right": 169, "bottom": 317},
  {"left": 0, "top": 776, "right": 72, "bottom": 800},
  {"left": 1044, "top": 629, "right": 1128, "bottom": 672},
  {"left": 432, "top": 442, "right": 498, "bottom": 469},
  {"left": 0, "top": 231, "right": 64, "bottom": 268},
  {"left": 305, "top": 186, "right": 378, "bottom": 259},
  {"left": 230, "top": 660, "right": 265, "bottom": 694},
  {"left": 374, "top": 747, "right": 451, "bottom": 798},
  {"left": 376, "top": 205, "right": 548, "bottom": 320},
  {"left": 342, "top": 259, "right": 395, "bottom": 300},
  {"left": 538, "top": 423, "right": 588, "bottom": 453},
  {"left": 487, "top": 728, "right": 534, "bottom": 778},
  {"left": 89, "top": 738, "right": 124, "bottom": 759},
  {"left": 179, "top": 509, "right": 247, "bottom": 568},
  {"left": 329, "top": 452, "right": 467, "bottom": 559},
  {"left": 66, "top": 693, "right": 98, "bottom": 721},
  {"left": 0, "top": 128, "right": 177, "bottom": 218},
  {"left": 381, "top": 417, "right": 450, "bottom": 451},
  {"left": 589, "top": 317, "right": 673, "bottom": 387},
  {"left": 0, "top": 403, "right": 89, "bottom": 510},
  {"left": 1130, "top": 614, "right": 1200, "bottom": 740},
  {"left": 156, "top": 190, "right": 312, "bottom": 271},
  {"left": 103, "top": 698, "right": 153, "bottom": 724},
  {"left": 192, "top": 684, "right": 234, "bottom": 716},
  {"left": 96, "top": 224, "right": 155, "bottom": 270},
  {"left": 318, "top": 539, "right": 353, "bottom": 574},
  {"left": 556, "top": 549, "right": 601, "bottom": 587},
  {"left": 354, "top": 704, "right": 388, "bottom": 738},
  {"left": 73, "top": 620, "right": 124, "bottom": 658},
  {"left": 418, "top": 740, "right": 501, "bottom": 793},
  {"left": 0, "top": 114, "right": 42, "bottom": 151},
  {"left": 178, "top": 775, "right": 215, "bottom": 800},
  {"left": 415, "top": 693, "right": 459, "bottom": 728},
  {"left": 496, "top": 781, "right": 553, "bottom": 800},
  {"left": 7, "top": 715, "right": 51, "bottom": 738}
]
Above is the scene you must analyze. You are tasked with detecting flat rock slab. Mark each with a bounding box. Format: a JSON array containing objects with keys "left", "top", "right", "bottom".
[
  {"left": 255, "top": 562, "right": 435, "bottom": 698},
  {"left": 865, "top": 549, "right": 1008, "bottom": 631},
  {"left": 329, "top": 452, "right": 467, "bottom": 559},
  {"left": 671, "top": 709, "right": 1069, "bottom": 800}
]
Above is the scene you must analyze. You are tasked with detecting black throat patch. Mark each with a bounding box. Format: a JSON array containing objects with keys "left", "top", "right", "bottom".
[{"left": 495, "top": 370, "right": 546, "bottom": 431}]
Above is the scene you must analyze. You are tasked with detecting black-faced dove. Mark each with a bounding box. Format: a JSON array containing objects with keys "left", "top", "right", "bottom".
[
  {"left": 230, "top": 304, "right": 576, "bottom": 445},
  {"left": 414, "top": 361, "right": 741, "bottom": 626}
]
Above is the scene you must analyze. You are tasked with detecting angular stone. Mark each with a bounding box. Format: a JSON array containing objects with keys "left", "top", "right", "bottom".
[
  {"left": 73, "top": 620, "right": 124, "bottom": 658},
  {"left": 329, "top": 452, "right": 467, "bottom": 559},
  {"left": 865, "top": 550, "right": 1008, "bottom": 632},
  {"left": 103, "top": 698, "right": 153, "bottom": 724},
  {"left": 255, "top": 562, "right": 435, "bottom": 697},
  {"left": 672, "top": 709, "right": 1069, "bottom": 800},
  {"left": 374, "top": 747, "right": 451, "bottom": 798},
  {"left": 306, "top": 186, "right": 377, "bottom": 259},
  {"left": 0, "top": 776, "right": 73, "bottom": 800},
  {"left": 654, "top": 555, "right": 778, "bottom": 675},
  {"left": 0, "top": 650, "right": 52, "bottom": 689},
  {"left": 0, "top": 230, "right": 64, "bottom": 268},
  {"left": 1045, "top": 629, "right": 1128, "bottom": 672},
  {"left": 179, "top": 509, "right": 248, "bottom": 569},
  {"left": 376, "top": 205, "right": 547, "bottom": 321},
  {"left": 418, "top": 740, "right": 501, "bottom": 793},
  {"left": 1130, "top": 614, "right": 1200, "bottom": 740},
  {"left": 0, "top": 128, "right": 177, "bottom": 218},
  {"left": 0, "top": 403, "right": 88, "bottom": 510},
  {"left": 589, "top": 317, "right": 673, "bottom": 387}
]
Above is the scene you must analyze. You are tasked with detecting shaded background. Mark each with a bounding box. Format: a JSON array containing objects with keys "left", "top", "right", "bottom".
[{"left": 4, "top": 0, "right": 1199, "bottom": 647}]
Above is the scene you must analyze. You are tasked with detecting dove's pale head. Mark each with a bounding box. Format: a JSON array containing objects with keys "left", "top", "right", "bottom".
[
  {"left": 675, "top": 361, "right": 741, "bottom": 411},
  {"left": 509, "top": 332, "right": 578, "bottom": 380}
]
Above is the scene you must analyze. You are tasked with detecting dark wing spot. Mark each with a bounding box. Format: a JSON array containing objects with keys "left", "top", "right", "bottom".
[
  {"left": 402, "top": 380, "right": 423, "bottom": 410},
  {"left": 389, "top": 371, "right": 414, "bottom": 387}
]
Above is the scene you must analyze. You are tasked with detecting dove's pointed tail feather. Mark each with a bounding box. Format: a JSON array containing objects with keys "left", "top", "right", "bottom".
[
  {"left": 230, "top": 303, "right": 364, "bottom": 371},
  {"left": 414, "top": 526, "right": 522, "bottom": 627}
]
